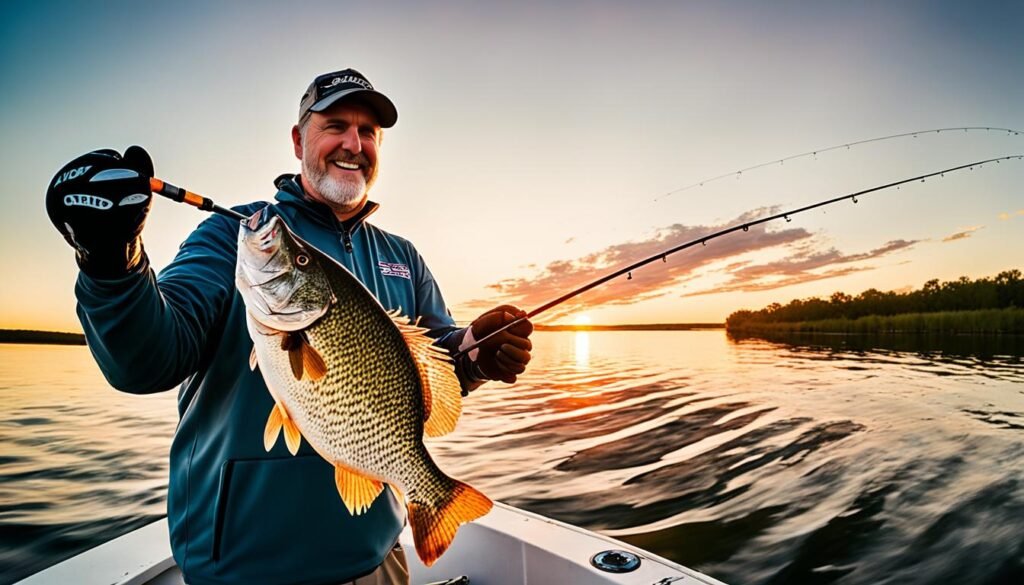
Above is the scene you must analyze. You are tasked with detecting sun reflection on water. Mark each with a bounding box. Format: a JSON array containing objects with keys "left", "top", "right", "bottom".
[{"left": 574, "top": 331, "right": 590, "bottom": 367}]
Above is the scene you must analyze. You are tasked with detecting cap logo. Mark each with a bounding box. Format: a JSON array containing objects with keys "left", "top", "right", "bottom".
[{"left": 321, "top": 74, "right": 373, "bottom": 93}]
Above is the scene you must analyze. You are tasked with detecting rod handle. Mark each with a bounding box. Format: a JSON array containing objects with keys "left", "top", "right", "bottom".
[{"left": 150, "top": 178, "right": 247, "bottom": 221}]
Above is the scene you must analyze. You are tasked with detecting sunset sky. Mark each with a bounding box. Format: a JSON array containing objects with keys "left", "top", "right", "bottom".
[{"left": 2, "top": 0, "right": 1022, "bottom": 332}]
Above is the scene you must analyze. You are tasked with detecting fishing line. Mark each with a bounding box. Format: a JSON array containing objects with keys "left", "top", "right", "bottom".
[
  {"left": 145, "top": 156, "right": 1023, "bottom": 359},
  {"left": 652, "top": 127, "right": 1022, "bottom": 202},
  {"left": 566, "top": 127, "right": 1023, "bottom": 257}
]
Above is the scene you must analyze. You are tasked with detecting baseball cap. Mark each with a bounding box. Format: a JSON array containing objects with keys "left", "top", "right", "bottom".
[{"left": 298, "top": 69, "right": 398, "bottom": 128}]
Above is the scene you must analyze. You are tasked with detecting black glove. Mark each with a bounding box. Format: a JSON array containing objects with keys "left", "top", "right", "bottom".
[
  {"left": 462, "top": 305, "right": 534, "bottom": 384},
  {"left": 45, "top": 146, "right": 154, "bottom": 278}
]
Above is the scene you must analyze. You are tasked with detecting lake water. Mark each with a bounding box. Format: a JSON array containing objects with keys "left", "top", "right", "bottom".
[{"left": 2, "top": 331, "right": 1023, "bottom": 584}]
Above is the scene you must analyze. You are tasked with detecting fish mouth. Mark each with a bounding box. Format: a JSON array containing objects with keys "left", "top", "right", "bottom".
[
  {"left": 237, "top": 210, "right": 331, "bottom": 332},
  {"left": 238, "top": 212, "right": 290, "bottom": 276},
  {"left": 241, "top": 210, "right": 284, "bottom": 255}
]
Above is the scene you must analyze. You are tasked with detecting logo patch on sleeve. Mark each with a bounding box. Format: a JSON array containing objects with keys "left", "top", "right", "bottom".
[{"left": 378, "top": 261, "right": 411, "bottom": 279}]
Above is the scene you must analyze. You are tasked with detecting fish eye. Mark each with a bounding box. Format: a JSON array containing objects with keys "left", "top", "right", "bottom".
[{"left": 295, "top": 253, "right": 310, "bottom": 267}]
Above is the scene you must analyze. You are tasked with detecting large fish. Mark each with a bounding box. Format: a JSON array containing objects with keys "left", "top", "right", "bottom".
[{"left": 234, "top": 207, "right": 491, "bottom": 566}]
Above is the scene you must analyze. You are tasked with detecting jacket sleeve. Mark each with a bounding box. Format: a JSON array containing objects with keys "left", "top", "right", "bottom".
[
  {"left": 409, "top": 249, "right": 487, "bottom": 394},
  {"left": 75, "top": 212, "right": 240, "bottom": 394}
]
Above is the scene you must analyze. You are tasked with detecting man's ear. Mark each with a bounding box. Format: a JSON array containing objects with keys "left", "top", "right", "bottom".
[{"left": 291, "top": 125, "right": 303, "bottom": 160}]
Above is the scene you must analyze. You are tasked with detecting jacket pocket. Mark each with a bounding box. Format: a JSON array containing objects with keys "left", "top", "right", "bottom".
[
  {"left": 212, "top": 455, "right": 404, "bottom": 585},
  {"left": 211, "top": 460, "right": 234, "bottom": 561}
]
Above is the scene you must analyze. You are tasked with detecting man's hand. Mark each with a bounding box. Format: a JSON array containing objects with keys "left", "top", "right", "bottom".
[
  {"left": 45, "top": 146, "right": 155, "bottom": 279},
  {"left": 461, "top": 305, "right": 534, "bottom": 384}
]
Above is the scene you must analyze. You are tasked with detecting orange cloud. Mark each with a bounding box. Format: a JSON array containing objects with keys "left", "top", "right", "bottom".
[
  {"left": 462, "top": 207, "right": 921, "bottom": 320},
  {"left": 681, "top": 239, "right": 919, "bottom": 296},
  {"left": 942, "top": 225, "right": 983, "bottom": 242},
  {"left": 463, "top": 208, "right": 813, "bottom": 320}
]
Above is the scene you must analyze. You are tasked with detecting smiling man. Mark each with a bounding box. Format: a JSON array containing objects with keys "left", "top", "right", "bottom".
[
  {"left": 294, "top": 78, "right": 384, "bottom": 219},
  {"left": 45, "top": 69, "right": 534, "bottom": 585}
]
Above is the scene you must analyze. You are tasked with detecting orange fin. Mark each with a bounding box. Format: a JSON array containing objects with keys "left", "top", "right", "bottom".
[
  {"left": 249, "top": 346, "right": 258, "bottom": 371},
  {"left": 300, "top": 339, "right": 327, "bottom": 381},
  {"left": 389, "top": 311, "right": 462, "bottom": 437},
  {"left": 286, "top": 333, "right": 326, "bottom": 381},
  {"left": 409, "top": 480, "right": 493, "bottom": 566},
  {"left": 282, "top": 416, "right": 302, "bottom": 455},
  {"left": 334, "top": 463, "right": 384, "bottom": 516},
  {"left": 263, "top": 403, "right": 284, "bottom": 451},
  {"left": 288, "top": 345, "right": 303, "bottom": 380}
]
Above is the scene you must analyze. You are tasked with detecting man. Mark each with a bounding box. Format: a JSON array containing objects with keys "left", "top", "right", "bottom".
[{"left": 45, "top": 69, "right": 533, "bottom": 585}]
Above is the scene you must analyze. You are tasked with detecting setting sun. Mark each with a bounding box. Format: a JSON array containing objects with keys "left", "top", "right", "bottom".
[{"left": 572, "top": 314, "right": 593, "bottom": 326}]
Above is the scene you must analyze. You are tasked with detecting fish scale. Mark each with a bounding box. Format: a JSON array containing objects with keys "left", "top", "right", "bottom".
[
  {"left": 236, "top": 210, "right": 490, "bottom": 566},
  {"left": 254, "top": 282, "right": 438, "bottom": 494}
]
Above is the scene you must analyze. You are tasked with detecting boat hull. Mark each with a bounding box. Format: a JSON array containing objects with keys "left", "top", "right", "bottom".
[{"left": 16, "top": 502, "right": 726, "bottom": 585}]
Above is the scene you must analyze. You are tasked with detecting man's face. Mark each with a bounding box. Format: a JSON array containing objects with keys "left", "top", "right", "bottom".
[{"left": 292, "top": 102, "right": 381, "bottom": 217}]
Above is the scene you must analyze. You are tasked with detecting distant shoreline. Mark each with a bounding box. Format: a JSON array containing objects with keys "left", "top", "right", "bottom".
[
  {"left": 0, "top": 329, "right": 86, "bottom": 345},
  {"left": 726, "top": 308, "right": 1024, "bottom": 335}
]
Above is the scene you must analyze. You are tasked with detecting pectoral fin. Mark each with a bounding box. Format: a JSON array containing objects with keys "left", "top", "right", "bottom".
[
  {"left": 288, "top": 346, "right": 304, "bottom": 380},
  {"left": 284, "top": 332, "right": 327, "bottom": 381},
  {"left": 334, "top": 464, "right": 384, "bottom": 516},
  {"left": 249, "top": 346, "right": 258, "bottom": 371},
  {"left": 300, "top": 338, "right": 327, "bottom": 380}
]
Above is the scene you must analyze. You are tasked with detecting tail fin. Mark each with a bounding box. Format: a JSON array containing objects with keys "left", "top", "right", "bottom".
[{"left": 408, "top": 481, "right": 493, "bottom": 566}]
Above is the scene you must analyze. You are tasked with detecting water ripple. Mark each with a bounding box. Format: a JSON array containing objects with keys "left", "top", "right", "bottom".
[{"left": 3, "top": 333, "right": 1023, "bottom": 585}]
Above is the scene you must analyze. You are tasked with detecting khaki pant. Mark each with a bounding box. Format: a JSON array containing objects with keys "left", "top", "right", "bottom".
[{"left": 344, "top": 545, "right": 410, "bottom": 585}]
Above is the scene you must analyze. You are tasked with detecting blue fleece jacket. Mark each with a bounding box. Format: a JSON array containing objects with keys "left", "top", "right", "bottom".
[{"left": 75, "top": 175, "right": 470, "bottom": 585}]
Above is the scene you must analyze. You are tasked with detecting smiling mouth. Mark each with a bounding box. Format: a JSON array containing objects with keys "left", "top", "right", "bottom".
[{"left": 332, "top": 160, "right": 362, "bottom": 171}]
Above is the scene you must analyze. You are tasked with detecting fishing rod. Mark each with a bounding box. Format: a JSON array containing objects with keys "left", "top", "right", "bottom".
[
  {"left": 149, "top": 178, "right": 248, "bottom": 221},
  {"left": 146, "top": 156, "right": 1023, "bottom": 359},
  {"left": 653, "top": 127, "right": 1023, "bottom": 202},
  {"left": 452, "top": 154, "right": 1023, "bottom": 359}
]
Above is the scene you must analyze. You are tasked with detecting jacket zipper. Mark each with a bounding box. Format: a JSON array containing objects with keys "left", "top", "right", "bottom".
[{"left": 341, "top": 228, "right": 353, "bottom": 253}]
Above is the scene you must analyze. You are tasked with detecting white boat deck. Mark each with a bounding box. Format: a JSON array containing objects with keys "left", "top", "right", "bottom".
[{"left": 17, "top": 502, "right": 726, "bottom": 585}]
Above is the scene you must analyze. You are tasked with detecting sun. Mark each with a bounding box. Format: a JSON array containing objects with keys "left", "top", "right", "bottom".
[{"left": 572, "top": 314, "right": 593, "bottom": 326}]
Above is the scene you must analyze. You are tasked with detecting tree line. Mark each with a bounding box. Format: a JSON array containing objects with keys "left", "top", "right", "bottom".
[{"left": 726, "top": 269, "right": 1023, "bottom": 329}]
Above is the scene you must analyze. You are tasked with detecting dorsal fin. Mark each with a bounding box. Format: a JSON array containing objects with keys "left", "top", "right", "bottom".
[{"left": 388, "top": 310, "right": 462, "bottom": 436}]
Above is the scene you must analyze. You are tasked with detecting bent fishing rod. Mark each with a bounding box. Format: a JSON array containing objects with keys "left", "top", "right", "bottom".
[{"left": 147, "top": 155, "right": 1023, "bottom": 359}]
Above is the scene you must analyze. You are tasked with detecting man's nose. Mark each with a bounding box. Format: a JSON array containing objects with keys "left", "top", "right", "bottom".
[{"left": 340, "top": 126, "right": 362, "bottom": 154}]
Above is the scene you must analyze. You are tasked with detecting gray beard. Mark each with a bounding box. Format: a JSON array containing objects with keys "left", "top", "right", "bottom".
[{"left": 303, "top": 157, "right": 367, "bottom": 209}]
